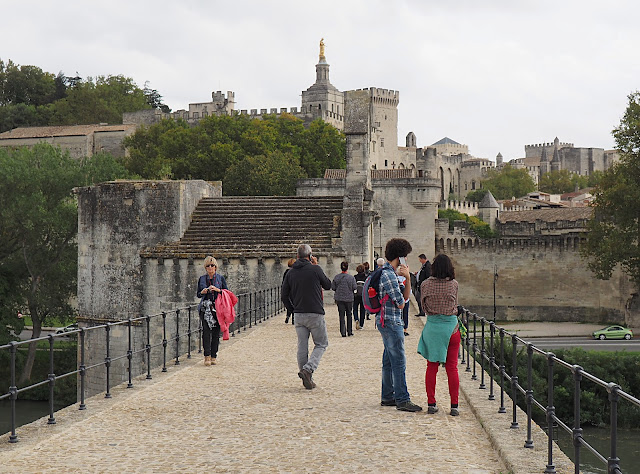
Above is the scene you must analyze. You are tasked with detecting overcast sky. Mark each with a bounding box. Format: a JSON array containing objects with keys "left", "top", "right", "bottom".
[{"left": 2, "top": 0, "right": 638, "bottom": 161}]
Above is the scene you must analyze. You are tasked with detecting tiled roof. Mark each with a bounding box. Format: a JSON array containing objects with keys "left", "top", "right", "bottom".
[
  {"left": 0, "top": 124, "right": 136, "bottom": 139},
  {"left": 324, "top": 169, "right": 346, "bottom": 179},
  {"left": 432, "top": 137, "right": 461, "bottom": 146},
  {"left": 499, "top": 208, "right": 592, "bottom": 224},
  {"left": 371, "top": 168, "right": 414, "bottom": 179}
]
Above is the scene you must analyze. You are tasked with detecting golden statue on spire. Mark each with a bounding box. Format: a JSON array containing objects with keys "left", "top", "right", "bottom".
[{"left": 319, "top": 38, "right": 325, "bottom": 60}]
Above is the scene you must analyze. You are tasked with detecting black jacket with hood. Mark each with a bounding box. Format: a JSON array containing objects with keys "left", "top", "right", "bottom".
[{"left": 281, "top": 258, "right": 331, "bottom": 315}]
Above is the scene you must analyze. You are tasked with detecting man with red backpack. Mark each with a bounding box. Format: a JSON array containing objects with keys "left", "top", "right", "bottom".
[{"left": 375, "top": 238, "right": 423, "bottom": 412}]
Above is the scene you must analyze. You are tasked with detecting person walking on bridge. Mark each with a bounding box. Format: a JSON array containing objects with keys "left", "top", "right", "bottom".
[
  {"left": 332, "top": 261, "right": 357, "bottom": 337},
  {"left": 281, "top": 244, "right": 332, "bottom": 390},
  {"left": 197, "top": 256, "right": 228, "bottom": 366}
]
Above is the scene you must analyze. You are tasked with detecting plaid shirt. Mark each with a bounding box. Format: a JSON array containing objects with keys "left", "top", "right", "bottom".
[
  {"left": 378, "top": 262, "right": 406, "bottom": 324},
  {"left": 420, "top": 277, "right": 458, "bottom": 316}
]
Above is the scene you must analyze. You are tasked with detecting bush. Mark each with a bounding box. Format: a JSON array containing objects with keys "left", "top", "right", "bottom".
[
  {"left": 481, "top": 342, "right": 640, "bottom": 428},
  {"left": 438, "top": 209, "right": 498, "bottom": 239}
]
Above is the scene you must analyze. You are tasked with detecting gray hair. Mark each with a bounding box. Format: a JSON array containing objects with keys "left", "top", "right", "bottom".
[{"left": 297, "top": 244, "right": 312, "bottom": 259}]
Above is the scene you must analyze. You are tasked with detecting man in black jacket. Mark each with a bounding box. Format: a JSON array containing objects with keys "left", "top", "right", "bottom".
[
  {"left": 281, "top": 244, "right": 332, "bottom": 389},
  {"left": 416, "top": 254, "right": 431, "bottom": 316}
]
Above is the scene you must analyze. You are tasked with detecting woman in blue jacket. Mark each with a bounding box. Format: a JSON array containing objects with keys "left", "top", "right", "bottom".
[{"left": 197, "top": 256, "right": 228, "bottom": 366}]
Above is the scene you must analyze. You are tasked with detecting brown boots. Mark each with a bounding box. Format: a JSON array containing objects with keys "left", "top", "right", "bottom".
[{"left": 204, "top": 356, "right": 217, "bottom": 366}]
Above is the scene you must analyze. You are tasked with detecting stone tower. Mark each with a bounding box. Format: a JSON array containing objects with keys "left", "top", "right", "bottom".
[
  {"left": 551, "top": 137, "right": 561, "bottom": 172},
  {"left": 496, "top": 152, "right": 503, "bottom": 167},
  {"left": 479, "top": 190, "right": 500, "bottom": 230},
  {"left": 539, "top": 146, "right": 550, "bottom": 180},
  {"left": 301, "top": 39, "right": 344, "bottom": 130}
]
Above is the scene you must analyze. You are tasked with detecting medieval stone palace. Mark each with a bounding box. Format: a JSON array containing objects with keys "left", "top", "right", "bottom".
[{"left": 66, "top": 41, "right": 636, "bottom": 394}]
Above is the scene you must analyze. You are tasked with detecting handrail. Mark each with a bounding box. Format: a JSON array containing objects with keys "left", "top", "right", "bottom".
[
  {"left": 1, "top": 285, "right": 284, "bottom": 442},
  {"left": 460, "top": 307, "right": 636, "bottom": 474}
]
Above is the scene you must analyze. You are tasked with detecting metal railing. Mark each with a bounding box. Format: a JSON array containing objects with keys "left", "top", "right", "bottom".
[
  {"left": 0, "top": 285, "right": 284, "bottom": 443},
  {"left": 460, "top": 308, "right": 640, "bottom": 474}
]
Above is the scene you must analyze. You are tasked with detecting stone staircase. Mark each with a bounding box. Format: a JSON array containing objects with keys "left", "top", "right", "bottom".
[{"left": 142, "top": 196, "right": 344, "bottom": 258}]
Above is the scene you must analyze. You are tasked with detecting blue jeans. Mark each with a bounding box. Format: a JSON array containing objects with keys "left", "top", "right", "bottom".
[
  {"left": 353, "top": 296, "right": 366, "bottom": 327},
  {"left": 377, "top": 319, "right": 410, "bottom": 404}
]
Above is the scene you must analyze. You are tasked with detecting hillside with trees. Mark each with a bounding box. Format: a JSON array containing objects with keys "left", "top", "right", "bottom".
[{"left": 0, "top": 59, "right": 167, "bottom": 132}]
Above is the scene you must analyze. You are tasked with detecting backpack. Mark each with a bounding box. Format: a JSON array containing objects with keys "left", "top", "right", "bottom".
[
  {"left": 362, "top": 267, "right": 389, "bottom": 316},
  {"left": 355, "top": 279, "right": 365, "bottom": 298}
]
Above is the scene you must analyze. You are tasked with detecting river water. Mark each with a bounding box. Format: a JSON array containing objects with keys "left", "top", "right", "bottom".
[
  {"left": 0, "top": 400, "right": 58, "bottom": 437},
  {"left": 556, "top": 426, "right": 640, "bottom": 474}
]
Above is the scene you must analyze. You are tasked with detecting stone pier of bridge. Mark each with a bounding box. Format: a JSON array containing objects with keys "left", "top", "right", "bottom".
[{"left": 0, "top": 305, "right": 572, "bottom": 473}]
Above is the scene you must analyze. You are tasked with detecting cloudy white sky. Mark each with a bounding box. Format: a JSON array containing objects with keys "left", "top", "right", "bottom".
[{"left": 2, "top": 0, "right": 638, "bottom": 161}]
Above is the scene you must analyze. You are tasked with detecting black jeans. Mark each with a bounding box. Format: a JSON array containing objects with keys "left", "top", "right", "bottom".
[
  {"left": 200, "top": 312, "right": 221, "bottom": 357},
  {"left": 353, "top": 296, "right": 366, "bottom": 327},
  {"left": 337, "top": 301, "right": 353, "bottom": 336}
]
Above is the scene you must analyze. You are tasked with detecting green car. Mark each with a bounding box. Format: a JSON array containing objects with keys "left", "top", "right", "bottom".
[{"left": 592, "top": 326, "right": 633, "bottom": 340}]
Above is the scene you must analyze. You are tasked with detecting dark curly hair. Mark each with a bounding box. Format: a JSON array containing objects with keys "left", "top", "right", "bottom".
[
  {"left": 431, "top": 253, "right": 455, "bottom": 280},
  {"left": 384, "top": 238, "right": 412, "bottom": 262},
  {"left": 340, "top": 261, "right": 349, "bottom": 272}
]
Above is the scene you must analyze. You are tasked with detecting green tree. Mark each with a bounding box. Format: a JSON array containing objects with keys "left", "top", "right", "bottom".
[
  {"left": 49, "top": 75, "right": 151, "bottom": 125},
  {"left": 465, "top": 189, "right": 488, "bottom": 202},
  {"left": 582, "top": 91, "right": 640, "bottom": 287},
  {"left": 123, "top": 113, "right": 345, "bottom": 194},
  {"left": 481, "top": 164, "right": 535, "bottom": 200},
  {"left": 539, "top": 169, "right": 574, "bottom": 194},
  {"left": 224, "top": 150, "right": 307, "bottom": 196},
  {"left": 438, "top": 209, "right": 497, "bottom": 238},
  {"left": 0, "top": 144, "right": 133, "bottom": 381},
  {"left": 0, "top": 59, "right": 57, "bottom": 106}
]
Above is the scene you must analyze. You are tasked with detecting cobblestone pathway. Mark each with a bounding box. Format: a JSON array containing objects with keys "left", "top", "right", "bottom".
[{"left": 1, "top": 305, "right": 508, "bottom": 473}]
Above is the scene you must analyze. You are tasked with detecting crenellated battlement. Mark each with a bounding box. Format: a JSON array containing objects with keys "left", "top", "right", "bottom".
[
  {"left": 525, "top": 141, "right": 573, "bottom": 150},
  {"left": 350, "top": 87, "right": 400, "bottom": 106},
  {"left": 435, "top": 232, "right": 585, "bottom": 254},
  {"left": 439, "top": 200, "right": 479, "bottom": 216}
]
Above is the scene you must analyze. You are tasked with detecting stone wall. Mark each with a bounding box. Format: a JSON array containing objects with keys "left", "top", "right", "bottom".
[{"left": 435, "top": 234, "right": 636, "bottom": 325}]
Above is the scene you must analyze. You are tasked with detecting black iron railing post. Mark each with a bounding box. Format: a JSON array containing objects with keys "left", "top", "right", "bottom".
[
  {"left": 127, "top": 319, "right": 133, "bottom": 388},
  {"left": 105, "top": 323, "right": 112, "bottom": 398},
  {"left": 79, "top": 328, "right": 86, "bottom": 410},
  {"left": 243, "top": 295, "right": 247, "bottom": 331},
  {"left": 498, "top": 327, "right": 506, "bottom": 413},
  {"left": 572, "top": 365, "right": 583, "bottom": 472},
  {"left": 188, "top": 306, "right": 193, "bottom": 357},
  {"left": 479, "top": 318, "right": 486, "bottom": 389},
  {"left": 607, "top": 383, "right": 621, "bottom": 474},
  {"left": 175, "top": 309, "right": 181, "bottom": 366},
  {"left": 525, "top": 343, "right": 534, "bottom": 448},
  {"left": 472, "top": 313, "right": 478, "bottom": 381},
  {"left": 162, "top": 312, "right": 167, "bottom": 373},
  {"left": 544, "top": 352, "right": 556, "bottom": 474},
  {"left": 465, "top": 310, "right": 471, "bottom": 372},
  {"left": 488, "top": 321, "right": 495, "bottom": 400},
  {"left": 510, "top": 334, "right": 519, "bottom": 429},
  {"left": 146, "top": 315, "right": 152, "bottom": 380},
  {"left": 47, "top": 335, "right": 56, "bottom": 424},
  {"left": 249, "top": 293, "right": 253, "bottom": 328},
  {"left": 9, "top": 342, "right": 18, "bottom": 443}
]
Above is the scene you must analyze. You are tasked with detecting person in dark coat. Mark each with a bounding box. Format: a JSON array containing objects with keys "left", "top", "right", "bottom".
[
  {"left": 283, "top": 258, "right": 296, "bottom": 324},
  {"left": 281, "top": 244, "right": 332, "bottom": 390},
  {"left": 416, "top": 254, "right": 431, "bottom": 316},
  {"left": 197, "top": 256, "right": 228, "bottom": 366}
]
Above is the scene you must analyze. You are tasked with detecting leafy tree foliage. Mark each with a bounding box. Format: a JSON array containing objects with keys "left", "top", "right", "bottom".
[
  {"left": 539, "top": 169, "right": 603, "bottom": 194},
  {"left": 438, "top": 209, "right": 497, "bottom": 238},
  {"left": 582, "top": 91, "right": 640, "bottom": 288},
  {"left": 0, "top": 144, "right": 133, "bottom": 382},
  {"left": 465, "top": 189, "right": 488, "bottom": 202},
  {"left": 123, "top": 114, "right": 346, "bottom": 195},
  {"left": 480, "top": 164, "right": 536, "bottom": 200},
  {"left": 0, "top": 58, "right": 165, "bottom": 132}
]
